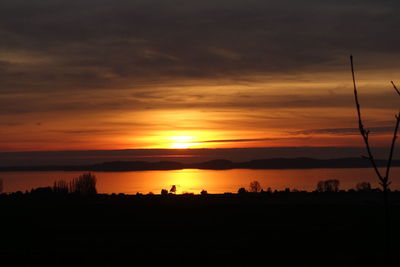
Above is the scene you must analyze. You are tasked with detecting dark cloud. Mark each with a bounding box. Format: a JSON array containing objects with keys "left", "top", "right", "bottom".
[
  {"left": 293, "top": 126, "right": 395, "bottom": 136},
  {"left": 1, "top": 89, "right": 398, "bottom": 116},
  {"left": 201, "top": 137, "right": 311, "bottom": 143},
  {"left": 0, "top": 122, "right": 22, "bottom": 126},
  {"left": 0, "top": 0, "right": 399, "bottom": 93},
  {"left": 51, "top": 129, "right": 120, "bottom": 135},
  {"left": 1, "top": 0, "right": 399, "bottom": 152},
  {"left": 202, "top": 138, "right": 283, "bottom": 143}
]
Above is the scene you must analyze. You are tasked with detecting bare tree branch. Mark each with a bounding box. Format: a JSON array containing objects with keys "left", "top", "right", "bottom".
[
  {"left": 350, "top": 55, "right": 384, "bottom": 182},
  {"left": 391, "top": 81, "right": 400, "bottom": 96},
  {"left": 351, "top": 56, "right": 399, "bottom": 267},
  {"left": 384, "top": 112, "right": 400, "bottom": 185}
]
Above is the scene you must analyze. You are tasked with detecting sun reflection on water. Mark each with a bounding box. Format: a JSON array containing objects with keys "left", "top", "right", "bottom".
[{"left": 160, "top": 169, "right": 205, "bottom": 193}]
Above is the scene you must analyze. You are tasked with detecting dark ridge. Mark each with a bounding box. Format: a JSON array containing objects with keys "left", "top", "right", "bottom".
[
  {"left": 237, "top": 157, "right": 392, "bottom": 169},
  {"left": 90, "top": 161, "right": 185, "bottom": 171},
  {"left": 189, "top": 159, "right": 235, "bottom": 169},
  {"left": 0, "top": 157, "right": 399, "bottom": 172}
]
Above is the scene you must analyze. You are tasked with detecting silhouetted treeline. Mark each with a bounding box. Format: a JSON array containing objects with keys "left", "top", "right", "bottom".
[
  {"left": 0, "top": 175, "right": 392, "bottom": 199},
  {"left": 316, "top": 179, "right": 340, "bottom": 192},
  {"left": 1, "top": 157, "right": 400, "bottom": 172},
  {"left": 1, "top": 184, "right": 391, "bottom": 200},
  {"left": 52, "top": 173, "right": 97, "bottom": 196},
  {"left": 68, "top": 173, "right": 97, "bottom": 195}
]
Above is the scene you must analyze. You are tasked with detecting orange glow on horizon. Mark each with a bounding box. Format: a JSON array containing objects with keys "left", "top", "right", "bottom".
[
  {"left": 169, "top": 136, "right": 200, "bottom": 149},
  {"left": 2, "top": 75, "right": 398, "bottom": 152}
]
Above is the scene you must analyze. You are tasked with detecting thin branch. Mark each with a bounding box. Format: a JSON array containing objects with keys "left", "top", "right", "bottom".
[
  {"left": 391, "top": 81, "right": 400, "bottom": 96},
  {"left": 385, "top": 81, "right": 400, "bottom": 184},
  {"left": 351, "top": 59, "right": 398, "bottom": 267},
  {"left": 384, "top": 112, "right": 400, "bottom": 184},
  {"left": 350, "top": 55, "right": 384, "bottom": 182}
]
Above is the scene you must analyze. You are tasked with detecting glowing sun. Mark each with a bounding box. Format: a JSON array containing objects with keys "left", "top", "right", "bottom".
[{"left": 169, "top": 136, "right": 199, "bottom": 149}]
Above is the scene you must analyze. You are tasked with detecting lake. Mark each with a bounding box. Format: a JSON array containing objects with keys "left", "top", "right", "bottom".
[{"left": 1, "top": 167, "right": 400, "bottom": 194}]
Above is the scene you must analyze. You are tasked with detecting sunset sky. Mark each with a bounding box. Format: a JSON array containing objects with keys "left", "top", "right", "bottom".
[{"left": 1, "top": 0, "right": 400, "bottom": 152}]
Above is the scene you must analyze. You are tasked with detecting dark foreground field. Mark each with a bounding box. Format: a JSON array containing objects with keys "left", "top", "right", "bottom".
[{"left": 1, "top": 192, "right": 400, "bottom": 267}]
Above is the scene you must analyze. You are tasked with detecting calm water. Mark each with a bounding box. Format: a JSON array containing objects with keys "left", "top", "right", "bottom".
[{"left": 1, "top": 168, "right": 399, "bottom": 194}]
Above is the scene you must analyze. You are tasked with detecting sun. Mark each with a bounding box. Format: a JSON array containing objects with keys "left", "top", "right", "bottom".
[
  {"left": 171, "top": 142, "right": 191, "bottom": 149},
  {"left": 169, "top": 136, "right": 199, "bottom": 149}
]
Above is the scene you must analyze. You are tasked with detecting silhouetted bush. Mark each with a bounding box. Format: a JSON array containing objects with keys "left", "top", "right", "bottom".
[
  {"left": 356, "top": 182, "right": 372, "bottom": 192},
  {"left": 200, "top": 190, "right": 208, "bottom": 195},
  {"left": 316, "top": 179, "right": 340, "bottom": 192},
  {"left": 249, "top": 180, "right": 262, "bottom": 193},
  {"left": 161, "top": 189, "right": 168, "bottom": 195},
  {"left": 170, "top": 185, "right": 177, "bottom": 194},
  {"left": 30, "top": 187, "right": 53, "bottom": 197},
  {"left": 238, "top": 187, "right": 247, "bottom": 194},
  {"left": 69, "top": 173, "right": 97, "bottom": 196},
  {"left": 53, "top": 180, "right": 69, "bottom": 194}
]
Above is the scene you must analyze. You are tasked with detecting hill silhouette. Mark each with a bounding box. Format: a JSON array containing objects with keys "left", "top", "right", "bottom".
[{"left": 0, "top": 157, "right": 398, "bottom": 172}]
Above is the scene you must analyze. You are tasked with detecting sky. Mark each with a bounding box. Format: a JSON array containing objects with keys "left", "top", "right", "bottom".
[{"left": 1, "top": 0, "right": 400, "bottom": 153}]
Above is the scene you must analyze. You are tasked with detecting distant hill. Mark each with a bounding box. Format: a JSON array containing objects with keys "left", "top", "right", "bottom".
[{"left": 0, "top": 157, "right": 398, "bottom": 172}]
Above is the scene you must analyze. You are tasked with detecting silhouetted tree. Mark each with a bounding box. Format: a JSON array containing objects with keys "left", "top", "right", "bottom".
[
  {"left": 356, "top": 182, "right": 372, "bottom": 192},
  {"left": 317, "top": 181, "right": 324, "bottom": 192},
  {"left": 161, "top": 189, "right": 168, "bottom": 195},
  {"left": 316, "top": 179, "right": 340, "bottom": 192},
  {"left": 249, "top": 181, "right": 262, "bottom": 193},
  {"left": 351, "top": 55, "right": 400, "bottom": 266},
  {"left": 53, "top": 180, "right": 69, "bottom": 194},
  {"left": 200, "top": 190, "right": 208, "bottom": 195},
  {"left": 238, "top": 187, "right": 247, "bottom": 194},
  {"left": 69, "top": 173, "right": 97, "bottom": 196},
  {"left": 351, "top": 55, "right": 400, "bottom": 198},
  {"left": 0, "top": 178, "right": 3, "bottom": 194},
  {"left": 170, "top": 185, "right": 177, "bottom": 194}
]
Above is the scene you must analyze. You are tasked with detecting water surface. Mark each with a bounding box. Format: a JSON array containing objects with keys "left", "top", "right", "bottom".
[
  {"left": 0, "top": 167, "right": 400, "bottom": 194},
  {"left": 1, "top": 167, "right": 399, "bottom": 194}
]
